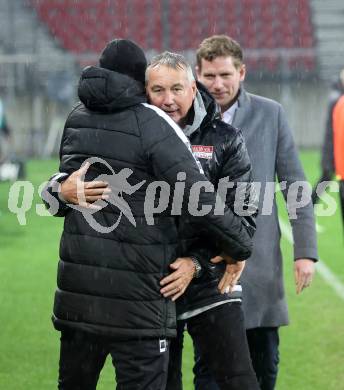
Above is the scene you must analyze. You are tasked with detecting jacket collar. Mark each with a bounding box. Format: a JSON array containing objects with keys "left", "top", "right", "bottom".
[
  {"left": 236, "top": 86, "right": 250, "bottom": 107},
  {"left": 189, "top": 81, "right": 221, "bottom": 133},
  {"left": 232, "top": 86, "right": 250, "bottom": 127},
  {"left": 183, "top": 89, "right": 207, "bottom": 137}
]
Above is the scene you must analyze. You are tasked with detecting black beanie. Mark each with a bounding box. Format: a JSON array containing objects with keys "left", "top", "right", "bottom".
[{"left": 99, "top": 39, "right": 147, "bottom": 84}]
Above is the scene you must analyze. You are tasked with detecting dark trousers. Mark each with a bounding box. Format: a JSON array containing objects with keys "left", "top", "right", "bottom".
[
  {"left": 166, "top": 303, "right": 259, "bottom": 390},
  {"left": 311, "top": 170, "right": 333, "bottom": 204},
  {"left": 246, "top": 328, "right": 279, "bottom": 390},
  {"left": 58, "top": 329, "right": 169, "bottom": 390},
  {"left": 193, "top": 326, "right": 279, "bottom": 390}
]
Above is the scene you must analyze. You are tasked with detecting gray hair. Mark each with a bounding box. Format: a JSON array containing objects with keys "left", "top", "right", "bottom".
[{"left": 145, "top": 51, "right": 195, "bottom": 84}]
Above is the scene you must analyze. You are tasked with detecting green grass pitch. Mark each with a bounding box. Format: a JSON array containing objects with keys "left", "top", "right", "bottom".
[{"left": 0, "top": 152, "right": 343, "bottom": 389}]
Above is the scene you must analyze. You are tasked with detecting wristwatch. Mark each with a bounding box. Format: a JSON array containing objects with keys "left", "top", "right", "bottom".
[{"left": 190, "top": 256, "right": 202, "bottom": 279}]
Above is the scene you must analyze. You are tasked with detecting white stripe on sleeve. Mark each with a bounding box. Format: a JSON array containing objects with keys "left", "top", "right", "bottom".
[{"left": 142, "top": 103, "right": 204, "bottom": 173}]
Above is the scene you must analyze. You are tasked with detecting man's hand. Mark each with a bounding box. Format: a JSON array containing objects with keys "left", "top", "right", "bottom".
[
  {"left": 211, "top": 255, "right": 246, "bottom": 294},
  {"left": 60, "top": 162, "right": 110, "bottom": 209},
  {"left": 160, "top": 257, "right": 196, "bottom": 301},
  {"left": 294, "top": 258, "right": 315, "bottom": 294}
]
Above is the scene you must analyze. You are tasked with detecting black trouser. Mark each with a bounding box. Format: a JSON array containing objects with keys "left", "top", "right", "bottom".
[
  {"left": 58, "top": 329, "right": 169, "bottom": 390},
  {"left": 166, "top": 303, "right": 260, "bottom": 390},
  {"left": 193, "top": 326, "right": 279, "bottom": 390},
  {"left": 311, "top": 170, "right": 333, "bottom": 204},
  {"left": 246, "top": 328, "right": 280, "bottom": 390}
]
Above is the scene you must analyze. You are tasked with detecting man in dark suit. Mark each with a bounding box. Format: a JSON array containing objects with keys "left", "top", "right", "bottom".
[{"left": 194, "top": 35, "right": 318, "bottom": 390}]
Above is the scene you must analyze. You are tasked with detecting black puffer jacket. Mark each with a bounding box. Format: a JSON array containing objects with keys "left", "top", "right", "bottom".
[
  {"left": 44, "top": 67, "right": 255, "bottom": 339},
  {"left": 177, "top": 83, "right": 257, "bottom": 316}
]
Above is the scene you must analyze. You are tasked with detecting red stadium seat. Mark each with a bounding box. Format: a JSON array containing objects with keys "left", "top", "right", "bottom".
[{"left": 30, "top": 0, "right": 315, "bottom": 72}]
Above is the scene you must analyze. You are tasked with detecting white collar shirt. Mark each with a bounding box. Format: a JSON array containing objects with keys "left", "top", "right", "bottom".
[{"left": 222, "top": 101, "right": 238, "bottom": 125}]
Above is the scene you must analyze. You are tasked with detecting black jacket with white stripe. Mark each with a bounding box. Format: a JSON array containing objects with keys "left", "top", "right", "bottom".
[
  {"left": 177, "top": 83, "right": 257, "bottom": 317},
  {"left": 43, "top": 66, "right": 255, "bottom": 339}
]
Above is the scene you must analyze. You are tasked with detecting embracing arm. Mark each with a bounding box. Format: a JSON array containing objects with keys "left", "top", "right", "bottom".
[
  {"left": 40, "top": 163, "right": 110, "bottom": 217},
  {"left": 40, "top": 172, "right": 70, "bottom": 217},
  {"left": 188, "top": 128, "right": 258, "bottom": 262},
  {"left": 176, "top": 128, "right": 257, "bottom": 293},
  {"left": 143, "top": 116, "right": 257, "bottom": 297},
  {"left": 141, "top": 111, "right": 255, "bottom": 260}
]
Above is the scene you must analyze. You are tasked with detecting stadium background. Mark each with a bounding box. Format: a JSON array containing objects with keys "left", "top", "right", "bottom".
[{"left": 0, "top": 1, "right": 344, "bottom": 389}]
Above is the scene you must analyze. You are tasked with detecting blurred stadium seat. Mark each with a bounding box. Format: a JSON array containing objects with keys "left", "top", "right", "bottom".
[
  {"left": 31, "top": 0, "right": 163, "bottom": 55},
  {"left": 30, "top": 0, "right": 316, "bottom": 74}
]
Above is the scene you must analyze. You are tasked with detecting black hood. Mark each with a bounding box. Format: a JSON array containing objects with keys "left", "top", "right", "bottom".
[
  {"left": 196, "top": 81, "right": 221, "bottom": 128},
  {"left": 78, "top": 66, "right": 146, "bottom": 112}
]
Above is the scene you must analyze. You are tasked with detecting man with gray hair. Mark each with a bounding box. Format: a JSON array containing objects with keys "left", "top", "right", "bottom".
[
  {"left": 145, "top": 51, "right": 259, "bottom": 390},
  {"left": 53, "top": 51, "right": 260, "bottom": 389}
]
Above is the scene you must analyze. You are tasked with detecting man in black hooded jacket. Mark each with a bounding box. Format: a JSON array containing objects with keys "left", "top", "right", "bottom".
[
  {"left": 146, "top": 52, "right": 259, "bottom": 390},
  {"left": 42, "top": 40, "right": 255, "bottom": 390},
  {"left": 52, "top": 51, "right": 259, "bottom": 389}
]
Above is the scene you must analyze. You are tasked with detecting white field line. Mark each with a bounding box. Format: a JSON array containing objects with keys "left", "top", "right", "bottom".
[
  {"left": 316, "top": 222, "right": 325, "bottom": 233},
  {"left": 279, "top": 219, "right": 344, "bottom": 301}
]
